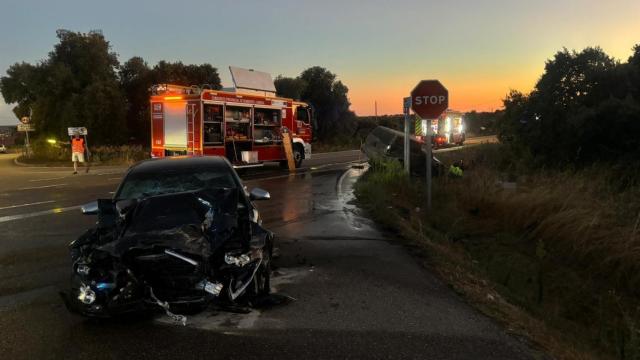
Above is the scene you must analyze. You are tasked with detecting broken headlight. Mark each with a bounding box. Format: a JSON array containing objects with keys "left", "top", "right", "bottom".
[
  {"left": 195, "top": 280, "right": 223, "bottom": 296},
  {"left": 78, "top": 284, "right": 96, "bottom": 305},
  {"left": 76, "top": 264, "right": 90, "bottom": 276},
  {"left": 224, "top": 253, "right": 251, "bottom": 267}
]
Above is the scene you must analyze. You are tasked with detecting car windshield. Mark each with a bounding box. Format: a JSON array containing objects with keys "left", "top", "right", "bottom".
[{"left": 116, "top": 168, "right": 237, "bottom": 199}]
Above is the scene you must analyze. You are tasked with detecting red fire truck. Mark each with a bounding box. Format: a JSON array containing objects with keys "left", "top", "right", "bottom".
[{"left": 149, "top": 67, "right": 313, "bottom": 168}]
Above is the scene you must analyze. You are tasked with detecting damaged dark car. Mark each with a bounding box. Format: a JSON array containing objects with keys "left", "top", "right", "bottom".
[{"left": 62, "top": 156, "right": 273, "bottom": 323}]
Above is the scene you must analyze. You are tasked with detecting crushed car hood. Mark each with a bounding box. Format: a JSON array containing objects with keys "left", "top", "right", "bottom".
[{"left": 94, "top": 188, "right": 240, "bottom": 259}]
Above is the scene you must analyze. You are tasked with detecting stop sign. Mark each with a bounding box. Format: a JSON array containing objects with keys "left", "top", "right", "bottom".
[{"left": 410, "top": 80, "right": 448, "bottom": 119}]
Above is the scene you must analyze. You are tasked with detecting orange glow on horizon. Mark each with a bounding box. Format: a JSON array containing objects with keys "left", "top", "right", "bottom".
[{"left": 348, "top": 71, "right": 540, "bottom": 116}]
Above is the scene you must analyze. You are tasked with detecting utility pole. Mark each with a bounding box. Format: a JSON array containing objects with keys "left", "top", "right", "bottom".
[
  {"left": 374, "top": 101, "right": 378, "bottom": 122},
  {"left": 403, "top": 97, "right": 411, "bottom": 173},
  {"left": 425, "top": 119, "right": 432, "bottom": 209}
]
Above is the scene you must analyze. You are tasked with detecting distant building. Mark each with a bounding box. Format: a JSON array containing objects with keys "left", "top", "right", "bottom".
[{"left": 0, "top": 125, "right": 20, "bottom": 146}]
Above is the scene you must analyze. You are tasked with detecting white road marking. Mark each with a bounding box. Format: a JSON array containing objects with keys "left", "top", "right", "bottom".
[
  {"left": 0, "top": 200, "right": 55, "bottom": 211},
  {"left": 18, "top": 183, "right": 67, "bottom": 191},
  {"left": 0, "top": 205, "right": 82, "bottom": 224},
  {"left": 107, "top": 177, "right": 121, "bottom": 181},
  {"left": 28, "top": 176, "right": 67, "bottom": 182}
]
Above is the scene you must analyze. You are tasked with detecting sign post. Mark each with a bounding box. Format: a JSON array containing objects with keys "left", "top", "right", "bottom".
[
  {"left": 410, "top": 80, "right": 448, "bottom": 210},
  {"left": 403, "top": 97, "right": 412, "bottom": 173},
  {"left": 18, "top": 115, "right": 35, "bottom": 158}
]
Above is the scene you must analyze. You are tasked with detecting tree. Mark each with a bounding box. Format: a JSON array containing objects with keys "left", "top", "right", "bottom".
[
  {"left": 120, "top": 57, "right": 152, "bottom": 143},
  {"left": 274, "top": 76, "right": 306, "bottom": 100},
  {"left": 150, "top": 61, "right": 222, "bottom": 88},
  {"left": 0, "top": 29, "right": 127, "bottom": 144},
  {"left": 298, "top": 66, "right": 352, "bottom": 140},
  {"left": 464, "top": 110, "right": 501, "bottom": 136},
  {"left": 273, "top": 67, "right": 354, "bottom": 141},
  {"left": 118, "top": 58, "right": 223, "bottom": 144},
  {"left": 499, "top": 45, "right": 640, "bottom": 165},
  {"left": 0, "top": 62, "right": 40, "bottom": 119}
]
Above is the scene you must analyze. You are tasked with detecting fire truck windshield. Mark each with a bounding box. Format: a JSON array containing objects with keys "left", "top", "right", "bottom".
[{"left": 296, "top": 106, "right": 310, "bottom": 124}]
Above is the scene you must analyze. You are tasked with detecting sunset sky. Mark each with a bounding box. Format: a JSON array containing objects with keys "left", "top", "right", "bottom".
[{"left": 1, "top": 0, "right": 639, "bottom": 125}]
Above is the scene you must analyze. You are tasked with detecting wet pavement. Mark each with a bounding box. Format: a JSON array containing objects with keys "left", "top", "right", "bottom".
[{"left": 0, "top": 153, "right": 534, "bottom": 359}]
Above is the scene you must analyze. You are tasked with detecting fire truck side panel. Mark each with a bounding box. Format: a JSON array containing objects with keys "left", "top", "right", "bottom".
[
  {"left": 202, "top": 146, "right": 225, "bottom": 156},
  {"left": 254, "top": 145, "right": 286, "bottom": 161},
  {"left": 163, "top": 101, "right": 188, "bottom": 150}
]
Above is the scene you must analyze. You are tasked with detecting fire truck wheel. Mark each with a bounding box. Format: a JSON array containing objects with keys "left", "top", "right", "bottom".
[{"left": 293, "top": 145, "right": 303, "bottom": 168}]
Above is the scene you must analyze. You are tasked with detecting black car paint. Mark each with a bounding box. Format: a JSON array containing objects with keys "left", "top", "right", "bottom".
[{"left": 63, "top": 156, "right": 273, "bottom": 319}]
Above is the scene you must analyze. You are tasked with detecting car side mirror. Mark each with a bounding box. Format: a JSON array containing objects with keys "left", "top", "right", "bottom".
[
  {"left": 115, "top": 199, "right": 137, "bottom": 215},
  {"left": 81, "top": 201, "right": 98, "bottom": 215},
  {"left": 249, "top": 188, "right": 270, "bottom": 201}
]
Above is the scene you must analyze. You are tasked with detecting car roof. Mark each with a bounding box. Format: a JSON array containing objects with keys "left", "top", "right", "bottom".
[
  {"left": 128, "top": 156, "right": 232, "bottom": 176},
  {"left": 373, "top": 126, "right": 404, "bottom": 137}
]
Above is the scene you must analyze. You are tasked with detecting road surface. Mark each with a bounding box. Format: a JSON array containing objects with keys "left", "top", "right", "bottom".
[{"left": 0, "top": 144, "right": 535, "bottom": 359}]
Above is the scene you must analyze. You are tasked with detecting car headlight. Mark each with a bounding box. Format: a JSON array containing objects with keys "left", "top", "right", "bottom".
[{"left": 78, "top": 284, "right": 96, "bottom": 304}]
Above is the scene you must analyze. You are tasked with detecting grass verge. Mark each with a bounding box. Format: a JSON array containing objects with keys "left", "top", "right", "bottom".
[
  {"left": 17, "top": 139, "right": 150, "bottom": 166},
  {"left": 355, "top": 146, "right": 640, "bottom": 360}
]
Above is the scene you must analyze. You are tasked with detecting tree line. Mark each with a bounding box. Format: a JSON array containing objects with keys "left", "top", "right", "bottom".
[
  {"left": 498, "top": 45, "right": 640, "bottom": 166},
  {"left": 0, "top": 30, "right": 354, "bottom": 145},
  {"left": 0, "top": 30, "right": 222, "bottom": 145}
]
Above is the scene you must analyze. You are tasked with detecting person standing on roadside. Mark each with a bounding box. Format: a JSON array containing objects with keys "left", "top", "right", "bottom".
[{"left": 71, "top": 134, "right": 88, "bottom": 174}]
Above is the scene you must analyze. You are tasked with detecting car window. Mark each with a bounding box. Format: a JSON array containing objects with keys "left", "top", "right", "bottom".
[{"left": 117, "top": 168, "right": 237, "bottom": 199}]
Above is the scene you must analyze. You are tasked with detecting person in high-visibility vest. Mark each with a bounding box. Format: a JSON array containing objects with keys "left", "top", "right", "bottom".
[
  {"left": 71, "top": 135, "right": 88, "bottom": 174},
  {"left": 448, "top": 160, "right": 464, "bottom": 178}
]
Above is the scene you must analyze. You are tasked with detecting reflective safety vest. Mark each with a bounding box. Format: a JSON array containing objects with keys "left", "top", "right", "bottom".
[
  {"left": 449, "top": 165, "right": 463, "bottom": 177},
  {"left": 72, "top": 138, "right": 85, "bottom": 153}
]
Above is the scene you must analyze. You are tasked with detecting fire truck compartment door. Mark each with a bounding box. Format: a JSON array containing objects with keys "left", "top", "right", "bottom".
[{"left": 164, "top": 101, "right": 188, "bottom": 148}]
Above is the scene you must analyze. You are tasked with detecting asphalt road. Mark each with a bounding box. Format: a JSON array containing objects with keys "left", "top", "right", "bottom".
[{"left": 0, "top": 145, "right": 534, "bottom": 360}]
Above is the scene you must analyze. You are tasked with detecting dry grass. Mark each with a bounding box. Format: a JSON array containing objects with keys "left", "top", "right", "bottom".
[
  {"left": 21, "top": 139, "right": 150, "bottom": 165},
  {"left": 356, "top": 147, "right": 640, "bottom": 359}
]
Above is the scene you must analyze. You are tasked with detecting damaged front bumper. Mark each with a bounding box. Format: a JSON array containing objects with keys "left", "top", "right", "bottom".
[{"left": 65, "top": 189, "right": 273, "bottom": 323}]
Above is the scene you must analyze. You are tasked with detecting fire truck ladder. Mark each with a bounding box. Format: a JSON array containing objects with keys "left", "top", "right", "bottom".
[{"left": 186, "top": 104, "right": 196, "bottom": 155}]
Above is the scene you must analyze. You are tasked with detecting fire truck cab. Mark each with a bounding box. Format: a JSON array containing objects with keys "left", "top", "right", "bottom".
[{"left": 149, "top": 67, "right": 313, "bottom": 168}]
